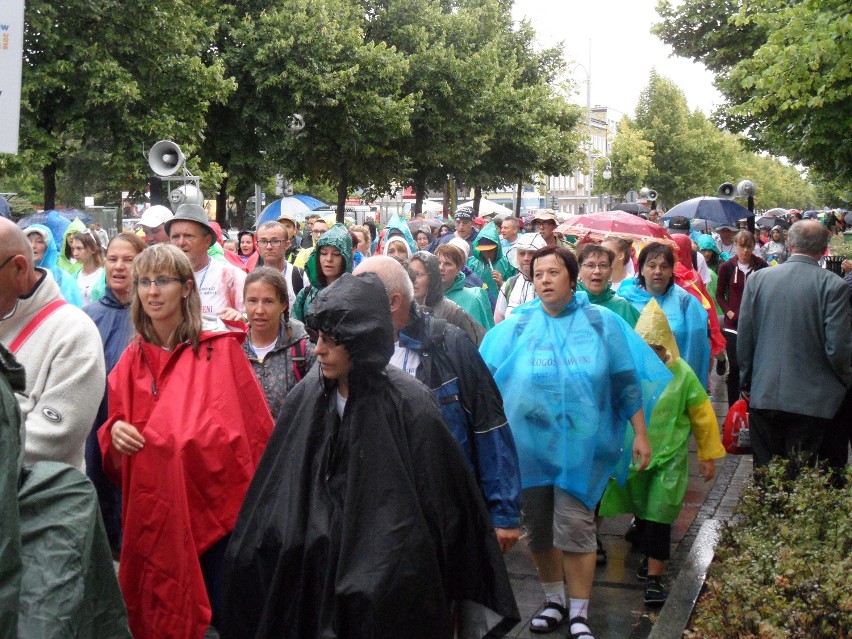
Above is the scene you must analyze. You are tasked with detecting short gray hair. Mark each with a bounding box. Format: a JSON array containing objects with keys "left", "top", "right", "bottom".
[
  {"left": 353, "top": 255, "right": 414, "bottom": 303},
  {"left": 787, "top": 220, "right": 828, "bottom": 256}
]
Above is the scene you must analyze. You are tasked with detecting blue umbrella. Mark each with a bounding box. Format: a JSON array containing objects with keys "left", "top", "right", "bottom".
[
  {"left": 17, "top": 209, "right": 96, "bottom": 228},
  {"left": 661, "top": 196, "right": 753, "bottom": 226},
  {"left": 257, "top": 195, "right": 327, "bottom": 226}
]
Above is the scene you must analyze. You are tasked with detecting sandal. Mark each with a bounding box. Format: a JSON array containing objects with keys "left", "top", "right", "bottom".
[
  {"left": 529, "top": 601, "right": 567, "bottom": 634},
  {"left": 568, "top": 615, "right": 596, "bottom": 639}
]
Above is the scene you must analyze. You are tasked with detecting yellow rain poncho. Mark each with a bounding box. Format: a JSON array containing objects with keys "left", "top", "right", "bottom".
[{"left": 600, "top": 299, "right": 725, "bottom": 523}]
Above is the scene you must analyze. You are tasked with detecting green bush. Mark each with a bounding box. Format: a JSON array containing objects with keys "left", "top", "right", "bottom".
[{"left": 687, "top": 461, "right": 851, "bottom": 638}]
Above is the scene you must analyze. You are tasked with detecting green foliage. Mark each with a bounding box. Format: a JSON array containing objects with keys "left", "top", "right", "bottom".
[
  {"left": 654, "top": 0, "right": 852, "bottom": 188},
  {"left": 688, "top": 461, "right": 851, "bottom": 638},
  {"left": 595, "top": 118, "right": 654, "bottom": 195}
]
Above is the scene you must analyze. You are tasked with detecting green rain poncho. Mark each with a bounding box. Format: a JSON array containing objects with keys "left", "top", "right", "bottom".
[
  {"left": 466, "top": 221, "right": 516, "bottom": 307},
  {"left": 57, "top": 217, "right": 87, "bottom": 275},
  {"left": 292, "top": 223, "right": 354, "bottom": 321},
  {"left": 577, "top": 281, "right": 640, "bottom": 327},
  {"left": 445, "top": 272, "right": 494, "bottom": 330},
  {"left": 599, "top": 299, "right": 725, "bottom": 523}
]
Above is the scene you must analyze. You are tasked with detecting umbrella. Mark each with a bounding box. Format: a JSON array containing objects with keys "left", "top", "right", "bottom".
[
  {"left": 764, "top": 207, "right": 788, "bottom": 217},
  {"left": 403, "top": 199, "right": 444, "bottom": 215},
  {"left": 407, "top": 218, "right": 443, "bottom": 235},
  {"left": 756, "top": 215, "right": 790, "bottom": 230},
  {"left": 256, "top": 195, "right": 327, "bottom": 226},
  {"left": 555, "top": 211, "right": 671, "bottom": 244},
  {"left": 17, "top": 209, "right": 95, "bottom": 228},
  {"left": 662, "top": 196, "right": 753, "bottom": 226},
  {"left": 611, "top": 202, "right": 650, "bottom": 215}
]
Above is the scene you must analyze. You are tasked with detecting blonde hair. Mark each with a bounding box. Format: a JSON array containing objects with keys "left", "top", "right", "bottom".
[{"left": 131, "top": 244, "right": 202, "bottom": 351}]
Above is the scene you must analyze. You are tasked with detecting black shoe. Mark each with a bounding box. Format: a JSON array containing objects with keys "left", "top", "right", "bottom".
[
  {"left": 636, "top": 556, "right": 648, "bottom": 581},
  {"left": 624, "top": 519, "right": 640, "bottom": 545},
  {"left": 596, "top": 536, "right": 607, "bottom": 566},
  {"left": 715, "top": 354, "right": 729, "bottom": 377},
  {"left": 644, "top": 579, "right": 668, "bottom": 607}
]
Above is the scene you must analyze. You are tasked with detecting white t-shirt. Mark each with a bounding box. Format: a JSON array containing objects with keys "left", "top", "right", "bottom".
[
  {"left": 282, "top": 262, "right": 311, "bottom": 309},
  {"left": 248, "top": 337, "right": 277, "bottom": 363},
  {"left": 194, "top": 258, "right": 246, "bottom": 316},
  {"left": 335, "top": 390, "right": 347, "bottom": 419},
  {"left": 390, "top": 342, "right": 421, "bottom": 377},
  {"left": 76, "top": 267, "right": 103, "bottom": 306}
]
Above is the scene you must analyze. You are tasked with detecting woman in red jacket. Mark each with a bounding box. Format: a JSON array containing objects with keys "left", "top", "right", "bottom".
[{"left": 99, "top": 243, "right": 274, "bottom": 639}]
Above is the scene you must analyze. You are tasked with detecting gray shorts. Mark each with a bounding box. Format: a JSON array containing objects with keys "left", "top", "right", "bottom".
[{"left": 522, "top": 485, "right": 597, "bottom": 554}]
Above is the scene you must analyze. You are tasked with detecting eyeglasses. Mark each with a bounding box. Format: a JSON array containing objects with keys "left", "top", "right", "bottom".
[
  {"left": 0, "top": 255, "right": 16, "bottom": 271},
  {"left": 311, "top": 229, "right": 327, "bottom": 237},
  {"left": 257, "top": 238, "right": 286, "bottom": 247},
  {"left": 306, "top": 327, "right": 343, "bottom": 347},
  {"left": 580, "top": 262, "right": 612, "bottom": 271},
  {"left": 134, "top": 277, "right": 183, "bottom": 289}
]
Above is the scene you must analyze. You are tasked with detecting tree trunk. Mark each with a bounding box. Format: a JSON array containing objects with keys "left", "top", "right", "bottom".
[
  {"left": 414, "top": 170, "right": 427, "bottom": 218},
  {"left": 43, "top": 162, "right": 57, "bottom": 210},
  {"left": 473, "top": 187, "right": 482, "bottom": 216},
  {"left": 217, "top": 177, "right": 229, "bottom": 228},
  {"left": 336, "top": 160, "right": 348, "bottom": 224},
  {"left": 515, "top": 181, "right": 523, "bottom": 216}
]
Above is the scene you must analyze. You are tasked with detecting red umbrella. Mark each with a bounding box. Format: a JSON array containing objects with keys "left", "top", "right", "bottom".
[{"left": 556, "top": 211, "right": 671, "bottom": 244}]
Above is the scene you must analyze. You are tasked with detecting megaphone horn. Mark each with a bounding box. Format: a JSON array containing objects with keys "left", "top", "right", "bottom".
[
  {"left": 148, "top": 140, "right": 185, "bottom": 177},
  {"left": 647, "top": 189, "right": 658, "bottom": 201},
  {"left": 717, "top": 182, "right": 736, "bottom": 199},
  {"left": 737, "top": 179, "right": 756, "bottom": 198}
]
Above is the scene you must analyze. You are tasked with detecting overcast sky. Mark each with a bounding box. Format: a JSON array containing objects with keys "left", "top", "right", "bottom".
[{"left": 511, "top": 0, "right": 724, "bottom": 119}]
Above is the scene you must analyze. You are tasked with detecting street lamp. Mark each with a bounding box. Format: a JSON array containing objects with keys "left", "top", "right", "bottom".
[{"left": 571, "top": 59, "right": 592, "bottom": 214}]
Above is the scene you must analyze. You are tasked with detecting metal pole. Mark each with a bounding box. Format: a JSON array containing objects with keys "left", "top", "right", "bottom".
[{"left": 586, "top": 40, "right": 592, "bottom": 215}]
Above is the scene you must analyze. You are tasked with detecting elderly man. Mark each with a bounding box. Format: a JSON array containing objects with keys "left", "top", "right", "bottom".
[
  {"left": 137, "top": 204, "right": 173, "bottom": 246},
  {"left": 500, "top": 216, "right": 521, "bottom": 265},
  {"left": 0, "top": 218, "right": 105, "bottom": 471},
  {"left": 221, "top": 272, "right": 518, "bottom": 638},
  {"left": 355, "top": 255, "right": 522, "bottom": 552},
  {"left": 165, "top": 203, "right": 246, "bottom": 319},
  {"left": 254, "top": 221, "right": 309, "bottom": 308},
  {"left": 532, "top": 209, "right": 569, "bottom": 248},
  {"left": 738, "top": 220, "right": 852, "bottom": 475}
]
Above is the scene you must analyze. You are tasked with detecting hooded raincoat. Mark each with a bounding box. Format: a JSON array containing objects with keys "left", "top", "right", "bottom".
[
  {"left": 619, "top": 277, "right": 712, "bottom": 389},
  {"left": 577, "top": 280, "right": 640, "bottom": 327},
  {"left": 292, "top": 223, "right": 354, "bottom": 321},
  {"left": 24, "top": 223, "right": 83, "bottom": 306},
  {"left": 99, "top": 326, "right": 274, "bottom": 639},
  {"left": 57, "top": 217, "right": 87, "bottom": 275},
  {"left": 412, "top": 251, "right": 486, "bottom": 346},
  {"left": 221, "top": 273, "right": 519, "bottom": 639},
  {"left": 1, "top": 345, "right": 130, "bottom": 639},
  {"left": 600, "top": 300, "right": 725, "bottom": 523},
  {"left": 479, "top": 292, "right": 672, "bottom": 509},
  {"left": 672, "top": 234, "right": 726, "bottom": 357},
  {"left": 466, "top": 222, "right": 517, "bottom": 308},
  {"left": 445, "top": 271, "right": 494, "bottom": 330}
]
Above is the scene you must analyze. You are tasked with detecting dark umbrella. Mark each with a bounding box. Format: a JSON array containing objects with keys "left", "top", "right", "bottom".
[
  {"left": 756, "top": 215, "right": 790, "bottom": 230},
  {"left": 407, "top": 218, "right": 443, "bottom": 234},
  {"left": 611, "top": 202, "right": 649, "bottom": 215},
  {"left": 661, "top": 196, "right": 753, "bottom": 226},
  {"left": 16, "top": 209, "right": 96, "bottom": 228}
]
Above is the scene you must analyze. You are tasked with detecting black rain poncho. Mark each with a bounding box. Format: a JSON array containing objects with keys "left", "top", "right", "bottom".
[{"left": 221, "top": 273, "right": 519, "bottom": 639}]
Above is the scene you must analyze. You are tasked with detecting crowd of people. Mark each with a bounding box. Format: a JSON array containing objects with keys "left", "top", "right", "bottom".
[{"left": 0, "top": 201, "right": 850, "bottom": 639}]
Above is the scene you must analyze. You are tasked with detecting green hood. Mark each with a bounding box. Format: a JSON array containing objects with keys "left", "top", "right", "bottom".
[
  {"left": 305, "top": 223, "right": 354, "bottom": 287},
  {"left": 57, "top": 217, "right": 87, "bottom": 275},
  {"left": 470, "top": 221, "right": 504, "bottom": 264}
]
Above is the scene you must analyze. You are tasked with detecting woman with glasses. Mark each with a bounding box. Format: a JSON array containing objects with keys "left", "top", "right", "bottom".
[
  {"left": 576, "top": 243, "right": 640, "bottom": 327},
  {"left": 99, "top": 243, "right": 274, "bottom": 639},
  {"left": 71, "top": 231, "right": 105, "bottom": 305}
]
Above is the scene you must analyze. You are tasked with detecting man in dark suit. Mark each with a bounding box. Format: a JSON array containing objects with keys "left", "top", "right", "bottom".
[{"left": 738, "top": 220, "right": 852, "bottom": 474}]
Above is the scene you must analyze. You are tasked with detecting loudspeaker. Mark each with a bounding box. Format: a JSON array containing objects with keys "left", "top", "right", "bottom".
[
  {"left": 717, "top": 182, "right": 736, "bottom": 199},
  {"left": 168, "top": 184, "right": 204, "bottom": 211},
  {"left": 647, "top": 189, "right": 658, "bottom": 201},
  {"left": 639, "top": 187, "right": 650, "bottom": 199},
  {"left": 148, "top": 140, "right": 185, "bottom": 177},
  {"left": 736, "top": 180, "right": 756, "bottom": 198}
]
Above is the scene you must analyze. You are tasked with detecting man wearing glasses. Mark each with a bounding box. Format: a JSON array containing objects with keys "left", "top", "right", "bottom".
[
  {"left": 254, "top": 222, "right": 309, "bottom": 308},
  {"left": 0, "top": 218, "right": 105, "bottom": 471}
]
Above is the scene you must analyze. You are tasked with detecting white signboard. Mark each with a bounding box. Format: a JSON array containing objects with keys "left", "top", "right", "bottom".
[{"left": 0, "top": 1, "right": 25, "bottom": 154}]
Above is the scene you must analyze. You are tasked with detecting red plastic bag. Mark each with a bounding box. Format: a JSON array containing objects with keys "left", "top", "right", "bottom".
[{"left": 722, "top": 398, "right": 751, "bottom": 454}]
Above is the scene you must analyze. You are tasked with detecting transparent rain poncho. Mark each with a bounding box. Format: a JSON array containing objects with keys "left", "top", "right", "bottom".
[{"left": 479, "top": 292, "right": 672, "bottom": 508}]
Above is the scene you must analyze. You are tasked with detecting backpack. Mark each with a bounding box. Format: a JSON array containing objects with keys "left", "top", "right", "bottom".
[
  {"left": 290, "top": 337, "right": 309, "bottom": 381},
  {"left": 290, "top": 266, "right": 306, "bottom": 297}
]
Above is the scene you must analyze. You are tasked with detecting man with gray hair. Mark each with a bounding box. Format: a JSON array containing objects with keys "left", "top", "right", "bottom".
[
  {"left": 353, "top": 255, "right": 522, "bottom": 552},
  {"left": 738, "top": 219, "right": 852, "bottom": 474}
]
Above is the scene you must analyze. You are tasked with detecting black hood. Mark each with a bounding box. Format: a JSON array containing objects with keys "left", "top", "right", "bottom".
[
  {"left": 306, "top": 272, "right": 394, "bottom": 373},
  {"left": 411, "top": 251, "right": 444, "bottom": 307}
]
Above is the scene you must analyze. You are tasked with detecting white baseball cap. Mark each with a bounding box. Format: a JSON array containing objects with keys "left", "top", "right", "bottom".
[{"left": 138, "top": 205, "right": 174, "bottom": 228}]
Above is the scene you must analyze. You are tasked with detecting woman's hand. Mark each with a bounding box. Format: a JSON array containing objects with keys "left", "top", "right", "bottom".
[
  {"left": 111, "top": 420, "right": 145, "bottom": 455},
  {"left": 699, "top": 459, "right": 716, "bottom": 482}
]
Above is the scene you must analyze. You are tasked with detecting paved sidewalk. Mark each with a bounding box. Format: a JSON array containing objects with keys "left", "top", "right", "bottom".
[{"left": 500, "top": 369, "right": 751, "bottom": 638}]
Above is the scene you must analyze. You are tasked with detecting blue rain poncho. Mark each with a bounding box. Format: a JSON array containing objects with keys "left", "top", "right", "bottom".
[
  {"left": 24, "top": 224, "right": 83, "bottom": 307},
  {"left": 479, "top": 292, "right": 672, "bottom": 509},
  {"left": 618, "top": 278, "right": 711, "bottom": 388}
]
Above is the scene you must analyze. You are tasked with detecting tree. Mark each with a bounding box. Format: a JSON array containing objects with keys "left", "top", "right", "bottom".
[
  {"left": 654, "top": 0, "right": 852, "bottom": 187},
  {"left": 595, "top": 118, "right": 654, "bottom": 197},
  {"left": 8, "top": 0, "right": 233, "bottom": 209}
]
